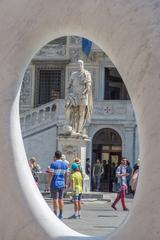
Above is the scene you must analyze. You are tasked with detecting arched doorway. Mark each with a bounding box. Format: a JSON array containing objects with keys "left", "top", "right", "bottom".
[{"left": 92, "top": 128, "right": 122, "bottom": 192}]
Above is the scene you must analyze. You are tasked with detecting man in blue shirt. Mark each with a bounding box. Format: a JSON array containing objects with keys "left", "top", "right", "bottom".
[{"left": 50, "top": 151, "right": 68, "bottom": 220}]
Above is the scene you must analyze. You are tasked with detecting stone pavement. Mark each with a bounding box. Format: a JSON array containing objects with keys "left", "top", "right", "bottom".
[{"left": 45, "top": 193, "right": 133, "bottom": 237}]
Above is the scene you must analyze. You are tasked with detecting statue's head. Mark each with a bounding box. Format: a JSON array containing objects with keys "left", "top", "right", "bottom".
[{"left": 77, "top": 59, "right": 84, "bottom": 71}]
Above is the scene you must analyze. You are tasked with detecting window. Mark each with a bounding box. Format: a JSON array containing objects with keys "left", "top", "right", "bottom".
[
  {"left": 34, "top": 63, "right": 66, "bottom": 107},
  {"left": 104, "top": 68, "right": 130, "bottom": 100},
  {"left": 38, "top": 69, "right": 62, "bottom": 105}
]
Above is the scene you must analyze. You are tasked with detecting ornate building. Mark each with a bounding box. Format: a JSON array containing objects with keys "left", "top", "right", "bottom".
[{"left": 20, "top": 36, "right": 139, "bottom": 192}]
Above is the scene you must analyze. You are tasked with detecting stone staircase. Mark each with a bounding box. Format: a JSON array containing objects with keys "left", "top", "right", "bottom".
[{"left": 20, "top": 99, "right": 66, "bottom": 137}]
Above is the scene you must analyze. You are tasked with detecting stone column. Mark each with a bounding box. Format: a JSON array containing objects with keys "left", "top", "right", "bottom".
[
  {"left": 124, "top": 125, "right": 135, "bottom": 166},
  {"left": 135, "top": 125, "right": 140, "bottom": 163}
]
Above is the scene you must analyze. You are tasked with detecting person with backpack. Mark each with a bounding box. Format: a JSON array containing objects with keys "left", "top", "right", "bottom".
[{"left": 111, "top": 158, "right": 129, "bottom": 211}]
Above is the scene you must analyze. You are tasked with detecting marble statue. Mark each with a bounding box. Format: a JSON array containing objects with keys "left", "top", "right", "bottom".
[{"left": 65, "top": 60, "right": 93, "bottom": 134}]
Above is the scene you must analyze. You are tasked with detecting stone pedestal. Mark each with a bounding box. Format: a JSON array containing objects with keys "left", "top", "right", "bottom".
[{"left": 57, "top": 134, "right": 90, "bottom": 192}]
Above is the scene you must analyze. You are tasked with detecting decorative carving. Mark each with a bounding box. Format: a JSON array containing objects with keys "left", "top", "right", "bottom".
[
  {"left": 69, "top": 36, "right": 81, "bottom": 45},
  {"left": 104, "top": 105, "right": 113, "bottom": 114},
  {"left": 92, "top": 101, "right": 134, "bottom": 120},
  {"left": 93, "top": 102, "right": 114, "bottom": 115},
  {"left": 69, "top": 48, "right": 83, "bottom": 62},
  {"left": 62, "top": 145, "right": 78, "bottom": 163},
  {"left": 35, "top": 44, "right": 66, "bottom": 58},
  {"left": 20, "top": 66, "right": 33, "bottom": 107},
  {"left": 69, "top": 47, "right": 99, "bottom": 63}
]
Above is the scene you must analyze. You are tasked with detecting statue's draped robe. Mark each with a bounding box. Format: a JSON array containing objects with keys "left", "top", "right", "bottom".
[{"left": 65, "top": 69, "right": 93, "bottom": 132}]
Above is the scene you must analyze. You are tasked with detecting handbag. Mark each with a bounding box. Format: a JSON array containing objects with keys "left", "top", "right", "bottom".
[
  {"left": 112, "top": 166, "right": 123, "bottom": 192},
  {"left": 112, "top": 182, "right": 122, "bottom": 193}
]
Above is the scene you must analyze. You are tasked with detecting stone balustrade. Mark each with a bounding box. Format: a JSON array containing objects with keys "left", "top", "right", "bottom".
[{"left": 20, "top": 99, "right": 65, "bottom": 133}]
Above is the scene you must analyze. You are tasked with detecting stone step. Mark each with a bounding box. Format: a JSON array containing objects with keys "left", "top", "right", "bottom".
[{"left": 41, "top": 191, "right": 112, "bottom": 202}]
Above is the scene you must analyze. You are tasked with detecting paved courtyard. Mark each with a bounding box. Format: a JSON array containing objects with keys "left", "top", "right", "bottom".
[{"left": 45, "top": 194, "right": 133, "bottom": 237}]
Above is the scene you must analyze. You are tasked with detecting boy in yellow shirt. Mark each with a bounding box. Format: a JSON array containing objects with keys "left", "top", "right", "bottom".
[{"left": 69, "top": 162, "right": 83, "bottom": 219}]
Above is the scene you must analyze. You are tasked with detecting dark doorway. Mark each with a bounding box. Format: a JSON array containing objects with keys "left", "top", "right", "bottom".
[{"left": 92, "top": 128, "right": 122, "bottom": 192}]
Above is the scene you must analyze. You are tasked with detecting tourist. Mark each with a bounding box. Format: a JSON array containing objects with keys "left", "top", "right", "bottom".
[
  {"left": 74, "top": 158, "right": 84, "bottom": 177},
  {"left": 62, "top": 154, "right": 70, "bottom": 166},
  {"left": 111, "top": 158, "right": 129, "bottom": 211},
  {"left": 62, "top": 154, "right": 70, "bottom": 173},
  {"left": 29, "top": 156, "right": 41, "bottom": 184},
  {"left": 68, "top": 162, "right": 83, "bottom": 219},
  {"left": 85, "top": 158, "right": 91, "bottom": 176},
  {"left": 126, "top": 159, "right": 132, "bottom": 194},
  {"left": 50, "top": 151, "right": 68, "bottom": 220},
  {"left": 130, "top": 158, "right": 140, "bottom": 196},
  {"left": 92, "top": 159, "right": 104, "bottom": 192}
]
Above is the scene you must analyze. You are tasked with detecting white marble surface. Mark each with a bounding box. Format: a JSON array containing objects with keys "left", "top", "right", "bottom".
[{"left": 0, "top": 0, "right": 160, "bottom": 239}]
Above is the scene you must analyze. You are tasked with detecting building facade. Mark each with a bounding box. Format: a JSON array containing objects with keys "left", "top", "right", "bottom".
[{"left": 20, "top": 36, "right": 139, "bottom": 192}]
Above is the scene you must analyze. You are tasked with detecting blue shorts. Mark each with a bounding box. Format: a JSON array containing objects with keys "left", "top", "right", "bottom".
[
  {"left": 73, "top": 193, "right": 82, "bottom": 201},
  {"left": 51, "top": 188, "right": 64, "bottom": 200}
]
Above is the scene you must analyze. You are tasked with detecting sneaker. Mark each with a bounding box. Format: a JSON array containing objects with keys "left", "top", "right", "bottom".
[
  {"left": 111, "top": 204, "right": 117, "bottom": 211},
  {"left": 68, "top": 214, "right": 78, "bottom": 219},
  {"left": 58, "top": 214, "right": 64, "bottom": 220},
  {"left": 123, "top": 208, "right": 129, "bottom": 211},
  {"left": 78, "top": 214, "right": 81, "bottom": 219}
]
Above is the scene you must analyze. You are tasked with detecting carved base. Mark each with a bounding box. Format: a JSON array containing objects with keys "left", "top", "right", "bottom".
[{"left": 57, "top": 135, "right": 90, "bottom": 192}]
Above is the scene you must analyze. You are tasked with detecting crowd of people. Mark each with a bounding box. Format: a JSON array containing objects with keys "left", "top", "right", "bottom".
[
  {"left": 28, "top": 153, "right": 140, "bottom": 217},
  {"left": 91, "top": 157, "right": 140, "bottom": 211},
  {"left": 28, "top": 151, "right": 84, "bottom": 220}
]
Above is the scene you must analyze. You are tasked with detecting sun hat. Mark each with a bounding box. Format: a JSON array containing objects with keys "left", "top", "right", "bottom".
[
  {"left": 71, "top": 163, "right": 79, "bottom": 171},
  {"left": 74, "top": 158, "right": 81, "bottom": 164}
]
